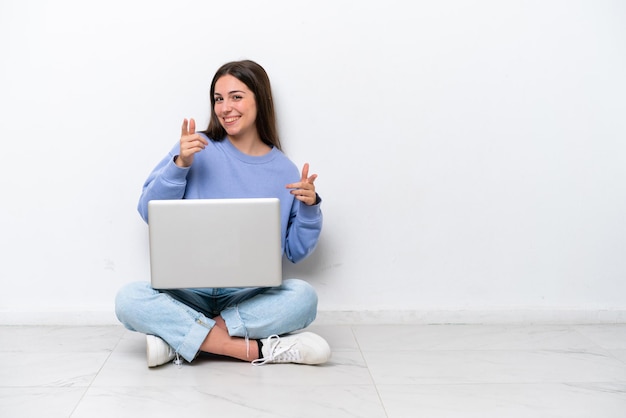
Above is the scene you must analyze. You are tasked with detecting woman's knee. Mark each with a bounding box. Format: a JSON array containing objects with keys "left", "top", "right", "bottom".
[
  {"left": 282, "top": 278, "right": 318, "bottom": 324},
  {"left": 114, "top": 281, "right": 154, "bottom": 325}
]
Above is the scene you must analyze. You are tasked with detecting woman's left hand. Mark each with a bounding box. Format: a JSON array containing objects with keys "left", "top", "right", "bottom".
[{"left": 286, "top": 163, "right": 318, "bottom": 206}]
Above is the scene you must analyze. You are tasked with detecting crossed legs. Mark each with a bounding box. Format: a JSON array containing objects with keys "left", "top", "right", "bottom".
[{"left": 115, "top": 279, "right": 319, "bottom": 363}]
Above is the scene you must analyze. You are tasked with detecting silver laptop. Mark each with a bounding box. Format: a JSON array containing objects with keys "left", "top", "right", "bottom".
[{"left": 147, "top": 198, "right": 282, "bottom": 289}]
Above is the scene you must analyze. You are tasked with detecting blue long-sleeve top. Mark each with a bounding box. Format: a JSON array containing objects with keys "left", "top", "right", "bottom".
[{"left": 137, "top": 135, "right": 322, "bottom": 263}]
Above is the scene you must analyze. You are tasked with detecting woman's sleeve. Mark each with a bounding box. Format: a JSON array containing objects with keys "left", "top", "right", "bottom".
[
  {"left": 137, "top": 151, "right": 191, "bottom": 223},
  {"left": 284, "top": 195, "right": 323, "bottom": 263}
]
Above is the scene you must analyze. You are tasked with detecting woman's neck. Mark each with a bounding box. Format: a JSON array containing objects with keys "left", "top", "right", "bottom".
[{"left": 227, "top": 134, "right": 272, "bottom": 156}]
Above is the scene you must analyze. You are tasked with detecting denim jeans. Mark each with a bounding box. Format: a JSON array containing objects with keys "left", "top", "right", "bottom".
[{"left": 115, "top": 279, "right": 318, "bottom": 362}]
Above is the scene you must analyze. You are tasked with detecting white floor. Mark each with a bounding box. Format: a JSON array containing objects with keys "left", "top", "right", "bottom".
[{"left": 1, "top": 323, "right": 626, "bottom": 417}]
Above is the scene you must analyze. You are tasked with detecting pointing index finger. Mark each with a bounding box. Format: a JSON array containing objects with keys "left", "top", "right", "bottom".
[
  {"left": 301, "top": 163, "right": 310, "bottom": 182},
  {"left": 181, "top": 119, "right": 189, "bottom": 136}
]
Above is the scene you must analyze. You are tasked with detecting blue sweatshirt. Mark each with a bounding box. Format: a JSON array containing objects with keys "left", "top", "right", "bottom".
[{"left": 137, "top": 135, "right": 322, "bottom": 263}]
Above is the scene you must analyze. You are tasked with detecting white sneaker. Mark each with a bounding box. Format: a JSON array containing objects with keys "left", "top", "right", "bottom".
[
  {"left": 252, "top": 332, "right": 331, "bottom": 366},
  {"left": 146, "top": 335, "right": 176, "bottom": 368}
]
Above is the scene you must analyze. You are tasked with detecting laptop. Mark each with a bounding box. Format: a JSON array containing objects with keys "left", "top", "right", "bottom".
[{"left": 147, "top": 198, "right": 282, "bottom": 289}]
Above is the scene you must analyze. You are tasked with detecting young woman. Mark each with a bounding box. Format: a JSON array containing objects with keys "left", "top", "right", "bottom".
[{"left": 115, "top": 60, "right": 330, "bottom": 367}]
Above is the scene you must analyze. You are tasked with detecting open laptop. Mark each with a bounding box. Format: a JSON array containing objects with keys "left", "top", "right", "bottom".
[{"left": 147, "top": 198, "right": 282, "bottom": 289}]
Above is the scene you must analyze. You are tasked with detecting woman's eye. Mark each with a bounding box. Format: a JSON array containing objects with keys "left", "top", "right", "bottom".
[
  {"left": 233, "top": 95, "right": 242, "bottom": 100},
  {"left": 214, "top": 97, "right": 223, "bottom": 102}
]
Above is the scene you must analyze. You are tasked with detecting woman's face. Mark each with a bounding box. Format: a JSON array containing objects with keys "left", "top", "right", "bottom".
[{"left": 213, "top": 74, "right": 258, "bottom": 141}]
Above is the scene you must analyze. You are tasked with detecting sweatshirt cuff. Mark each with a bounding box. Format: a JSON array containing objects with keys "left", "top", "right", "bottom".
[
  {"left": 161, "top": 155, "right": 190, "bottom": 184},
  {"left": 297, "top": 194, "right": 322, "bottom": 220}
]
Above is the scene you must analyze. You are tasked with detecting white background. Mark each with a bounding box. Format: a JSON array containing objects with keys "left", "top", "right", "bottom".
[{"left": 1, "top": 0, "right": 625, "bottom": 323}]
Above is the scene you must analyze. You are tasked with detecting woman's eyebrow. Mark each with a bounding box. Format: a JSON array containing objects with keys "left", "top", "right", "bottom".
[{"left": 214, "top": 90, "right": 246, "bottom": 96}]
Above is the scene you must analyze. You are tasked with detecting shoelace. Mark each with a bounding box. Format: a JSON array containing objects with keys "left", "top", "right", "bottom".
[
  {"left": 252, "top": 335, "right": 300, "bottom": 366},
  {"left": 173, "top": 351, "right": 183, "bottom": 367}
]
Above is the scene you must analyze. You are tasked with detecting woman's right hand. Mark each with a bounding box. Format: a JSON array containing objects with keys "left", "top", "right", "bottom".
[{"left": 176, "top": 118, "right": 209, "bottom": 167}]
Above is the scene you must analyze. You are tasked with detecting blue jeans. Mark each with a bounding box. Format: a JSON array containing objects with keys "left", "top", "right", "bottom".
[{"left": 115, "top": 279, "right": 318, "bottom": 362}]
